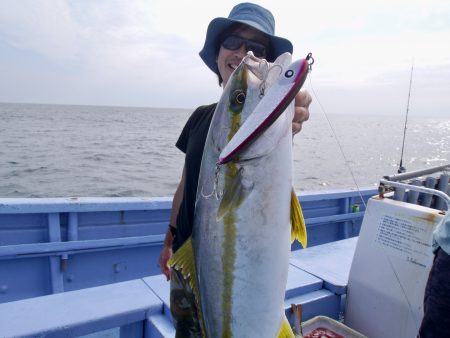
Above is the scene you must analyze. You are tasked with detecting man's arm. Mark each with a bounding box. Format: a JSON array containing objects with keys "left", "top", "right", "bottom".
[{"left": 158, "top": 165, "right": 186, "bottom": 281}]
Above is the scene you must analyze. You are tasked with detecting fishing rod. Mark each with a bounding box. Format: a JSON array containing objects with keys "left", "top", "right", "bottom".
[{"left": 398, "top": 60, "right": 414, "bottom": 174}]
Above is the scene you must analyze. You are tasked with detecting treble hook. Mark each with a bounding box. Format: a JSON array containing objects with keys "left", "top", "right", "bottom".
[
  {"left": 200, "top": 165, "right": 223, "bottom": 200},
  {"left": 259, "top": 62, "right": 282, "bottom": 98}
]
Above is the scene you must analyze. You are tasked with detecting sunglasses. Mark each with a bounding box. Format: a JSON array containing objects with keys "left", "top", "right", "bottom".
[{"left": 221, "top": 35, "right": 268, "bottom": 58}]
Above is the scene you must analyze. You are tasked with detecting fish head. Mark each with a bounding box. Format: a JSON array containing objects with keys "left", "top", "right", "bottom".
[
  {"left": 211, "top": 53, "right": 268, "bottom": 152},
  {"left": 217, "top": 53, "right": 309, "bottom": 165}
]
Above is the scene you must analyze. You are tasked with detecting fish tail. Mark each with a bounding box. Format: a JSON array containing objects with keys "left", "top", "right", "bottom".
[{"left": 168, "top": 237, "right": 207, "bottom": 337}]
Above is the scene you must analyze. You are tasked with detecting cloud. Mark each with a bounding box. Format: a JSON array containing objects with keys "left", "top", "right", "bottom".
[
  {"left": 0, "top": 0, "right": 83, "bottom": 61},
  {"left": 0, "top": 0, "right": 449, "bottom": 114},
  {"left": 0, "top": 0, "right": 218, "bottom": 107}
]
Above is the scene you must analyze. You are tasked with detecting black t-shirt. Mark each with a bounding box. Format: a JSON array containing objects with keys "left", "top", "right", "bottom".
[{"left": 172, "top": 103, "right": 217, "bottom": 252}]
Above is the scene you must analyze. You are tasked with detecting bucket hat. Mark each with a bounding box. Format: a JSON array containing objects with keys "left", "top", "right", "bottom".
[{"left": 199, "top": 2, "right": 293, "bottom": 75}]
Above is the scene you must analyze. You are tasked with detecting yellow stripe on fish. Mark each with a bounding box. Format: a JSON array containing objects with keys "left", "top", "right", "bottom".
[{"left": 222, "top": 62, "right": 246, "bottom": 338}]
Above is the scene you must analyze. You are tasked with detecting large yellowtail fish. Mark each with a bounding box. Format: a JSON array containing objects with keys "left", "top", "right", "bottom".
[{"left": 170, "top": 52, "right": 309, "bottom": 337}]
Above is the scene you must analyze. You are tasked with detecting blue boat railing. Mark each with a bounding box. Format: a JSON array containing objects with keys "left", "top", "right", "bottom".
[
  {"left": 0, "top": 188, "right": 378, "bottom": 337},
  {"left": 0, "top": 188, "right": 377, "bottom": 305},
  {"left": 2, "top": 164, "right": 448, "bottom": 337},
  {"left": 0, "top": 235, "right": 165, "bottom": 259}
]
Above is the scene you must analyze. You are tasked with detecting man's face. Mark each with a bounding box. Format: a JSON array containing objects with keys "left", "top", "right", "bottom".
[{"left": 217, "top": 25, "right": 269, "bottom": 87}]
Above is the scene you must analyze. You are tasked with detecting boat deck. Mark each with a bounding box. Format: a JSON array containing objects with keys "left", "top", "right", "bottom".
[
  {"left": 0, "top": 188, "right": 371, "bottom": 337},
  {"left": 0, "top": 238, "right": 355, "bottom": 338},
  {"left": 1, "top": 165, "right": 448, "bottom": 337}
]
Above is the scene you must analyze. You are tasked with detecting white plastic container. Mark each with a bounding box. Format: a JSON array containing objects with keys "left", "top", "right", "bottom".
[{"left": 301, "top": 316, "right": 367, "bottom": 338}]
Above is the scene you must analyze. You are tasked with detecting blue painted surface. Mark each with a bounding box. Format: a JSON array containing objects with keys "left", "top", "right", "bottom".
[
  {"left": 0, "top": 253, "right": 344, "bottom": 337},
  {"left": 0, "top": 197, "right": 173, "bottom": 214},
  {"left": 0, "top": 279, "right": 163, "bottom": 338},
  {"left": 146, "top": 313, "right": 176, "bottom": 338},
  {"left": 0, "top": 188, "right": 377, "bottom": 337},
  {"left": 285, "top": 264, "right": 323, "bottom": 299},
  {"left": 290, "top": 237, "right": 358, "bottom": 295},
  {"left": 285, "top": 289, "right": 341, "bottom": 322},
  {"left": 143, "top": 275, "right": 172, "bottom": 322},
  {"left": 0, "top": 188, "right": 376, "bottom": 304}
]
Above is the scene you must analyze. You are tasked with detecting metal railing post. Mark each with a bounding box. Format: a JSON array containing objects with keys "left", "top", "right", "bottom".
[{"left": 48, "top": 213, "right": 64, "bottom": 294}]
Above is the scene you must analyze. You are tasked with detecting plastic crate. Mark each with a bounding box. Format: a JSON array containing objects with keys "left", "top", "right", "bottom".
[{"left": 301, "top": 316, "right": 367, "bottom": 338}]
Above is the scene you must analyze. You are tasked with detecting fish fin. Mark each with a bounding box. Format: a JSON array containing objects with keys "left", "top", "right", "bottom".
[
  {"left": 291, "top": 189, "right": 307, "bottom": 248},
  {"left": 168, "top": 237, "right": 195, "bottom": 278},
  {"left": 277, "top": 316, "right": 296, "bottom": 338},
  {"left": 168, "top": 238, "right": 207, "bottom": 337},
  {"left": 217, "top": 168, "right": 253, "bottom": 221}
]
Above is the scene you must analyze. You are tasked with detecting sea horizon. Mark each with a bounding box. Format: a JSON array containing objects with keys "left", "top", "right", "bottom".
[{"left": 1, "top": 102, "right": 448, "bottom": 198}]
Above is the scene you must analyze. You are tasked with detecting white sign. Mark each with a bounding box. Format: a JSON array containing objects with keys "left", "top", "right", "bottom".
[{"left": 374, "top": 214, "right": 434, "bottom": 268}]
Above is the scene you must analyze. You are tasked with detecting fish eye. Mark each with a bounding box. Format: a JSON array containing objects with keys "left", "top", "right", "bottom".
[
  {"left": 285, "top": 70, "right": 294, "bottom": 78},
  {"left": 229, "top": 89, "right": 246, "bottom": 113},
  {"left": 235, "top": 91, "right": 246, "bottom": 104},
  {"left": 231, "top": 89, "right": 246, "bottom": 105}
]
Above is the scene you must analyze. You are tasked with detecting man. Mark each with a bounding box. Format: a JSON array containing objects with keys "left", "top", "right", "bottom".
[
  {"left": 418, "top": 211, "right": 450, "bottom": 337},
  {"left": 159, "top": 3, "right": 312, "bottom": 336}
]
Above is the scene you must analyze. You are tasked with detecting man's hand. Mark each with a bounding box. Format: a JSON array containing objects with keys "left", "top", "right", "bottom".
[
  {"left": 292, "top": 90, "right": 312, "bottom": 135},
  {"left": 159, "top": 245, "right": 173, "bottom": 281}
]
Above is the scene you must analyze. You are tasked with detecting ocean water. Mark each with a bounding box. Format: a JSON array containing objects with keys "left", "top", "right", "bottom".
[{"left": 1, "top": 102, "right": 449, "bottom": 198}]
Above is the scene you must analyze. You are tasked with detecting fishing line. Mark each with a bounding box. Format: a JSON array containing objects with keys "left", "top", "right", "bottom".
[
  {"left": 307, "top": 61, "right": 422, "bottom": 331},
  {"left": 306, "top": 72, "right": 367, "bottom": 210}
]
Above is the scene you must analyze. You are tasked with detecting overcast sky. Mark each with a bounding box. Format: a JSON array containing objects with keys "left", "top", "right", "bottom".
[{"left": 0, "top": 0, "right": 449, "bottom": 116}]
